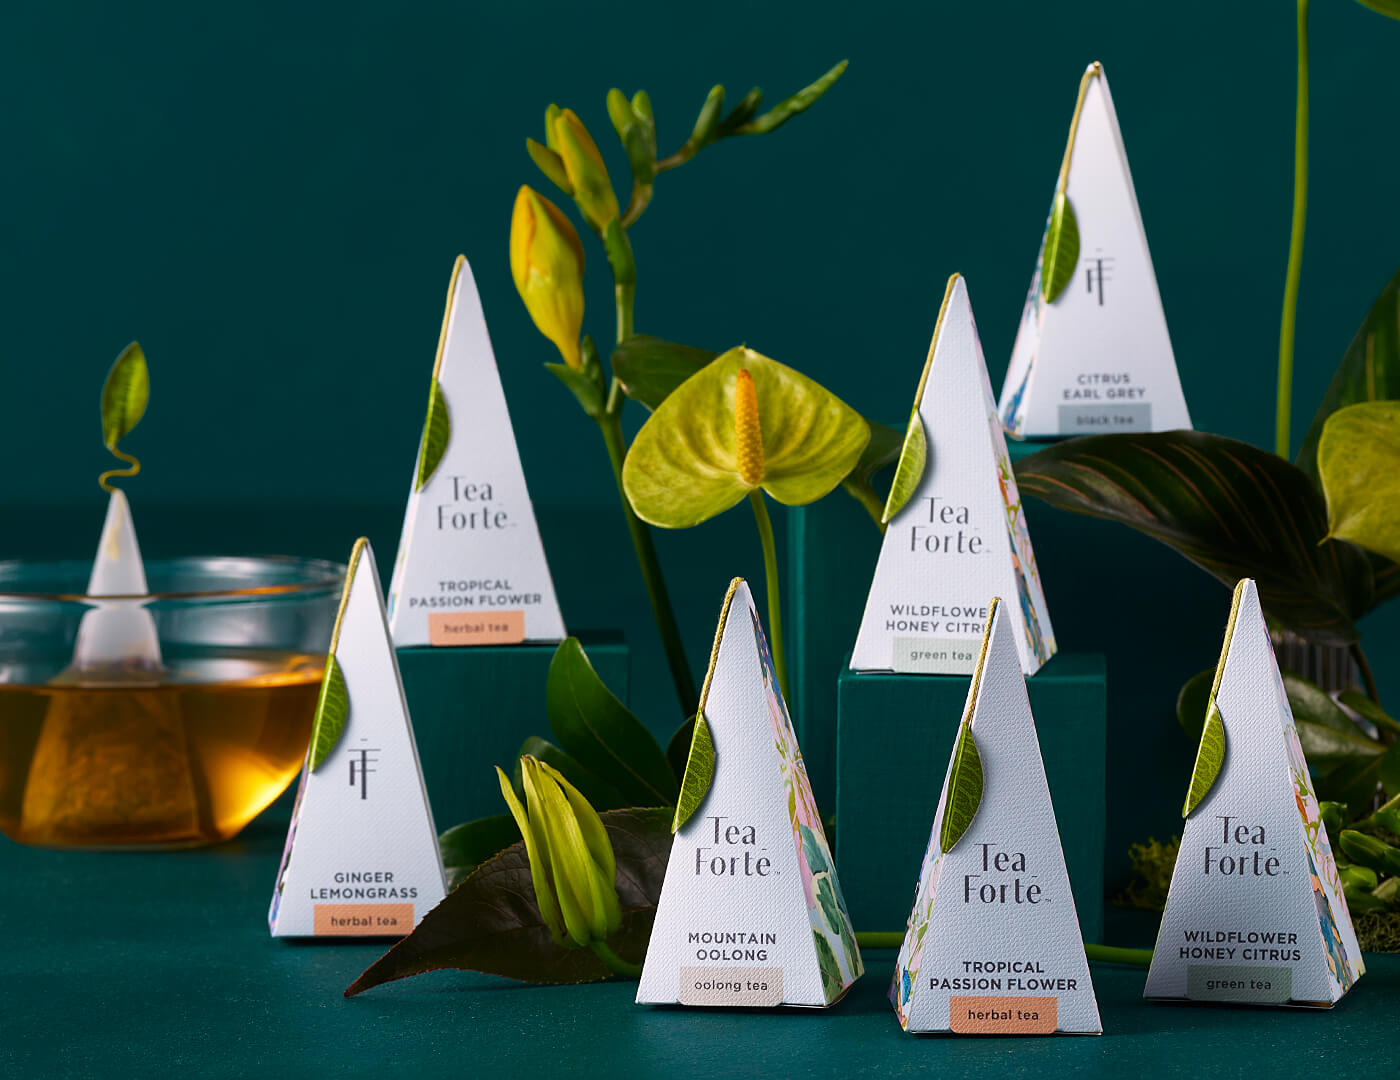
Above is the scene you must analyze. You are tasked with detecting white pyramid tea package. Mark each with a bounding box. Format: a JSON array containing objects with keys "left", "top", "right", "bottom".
[
  {"left": 270, "top": 538, "right": 447, "bottom": 937},
  {"left": 890, "top": 597, "right": 1100, "bottom": 1035},
  {"left": 387, "top": 255, "right": 566, "bottom": 647},
  {"left": 71, "top": 488, "right": 163, "bottom": 673},
  {"left": 1144, "top": 578, "right": 1363, "bottom": 1007},
  {"left": 998, "top": 61, "right": 1192, "bottom": 438},
  {"left": 851, "top": 273, "right": 1055, "bottom": 676},
  {"left": 637, "top": 579, "right": 863, "bottom": 1007}
]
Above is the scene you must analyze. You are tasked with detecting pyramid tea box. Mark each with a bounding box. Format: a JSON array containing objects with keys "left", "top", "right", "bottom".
[{"left": 637, "top": 579, "right": 863, "bottom": 1008}]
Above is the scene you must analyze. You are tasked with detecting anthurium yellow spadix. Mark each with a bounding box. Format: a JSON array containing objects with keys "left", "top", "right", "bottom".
[{"left": 622, "top": 348, "right": 870, "bottom": 529}]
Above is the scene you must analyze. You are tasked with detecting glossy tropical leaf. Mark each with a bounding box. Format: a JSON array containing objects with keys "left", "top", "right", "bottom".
[
  {"left": 846, "top": 419, "right": 902, "bottom": 487},
  {"left": 308, "top": 656, "right": 348, "bottom": 770},
  {"left": 733, "top": 60, "right": 848, "bottom": 135},
  {"left": 1295, "top": 720, "right": 1384, "bottom": 769},
  {"left": 1339, "top": 690, "right": 1400, "bottom": 737},
  {"left": 1298, "top": 267, "right": 1400, "bottom": 482},
  {"left": 1176, "top": 669, "right": 1213, "bottom": 742},
  {"left": 882, "top": 411, "right": 927, "bottom": 524},
  {"left": 610, "top": 335, "right": 716, "bottom": 411},
  {"left": 101, "top": 342, "right": 149, "bottom": 449},
  {"left": 1015, "top": 431, "right": 1375, "bottom": 645},
  {"left": 1284, "top": 671, "right": 1364, "bottom": 737},
  {"left": 439, "top": 813, "right": 521, "bottom": 889},
  {"left": 1318, "top": 401, "right": 1400, "bottom": 565},
  {"left": 1356, "top": 0, "right": 1400, "bottom": 21},
  {"left": 1183, "top": 701, "right": 1226, "bottom": 817},
  {"left": 515, "top": 735, "right": 627, "bottom": 812},
  {"left": 415, "top": 379, "right": 450, "bottom": 491},
  {"left": 1318, "top": 743, "right": 1400, "bottom": 811},
  {"left": 939, "top": 724, "right": 982, "bottom": 853},
  {"left": 623, "top": 346, "right": 870, "bottom": 528},
  {"left": 346, "top": 807, "right": 670, "bottom": 993},
  {"left": 1040, "top": 190, "right": 1080, "bottom": 304},
  {"left": 546, "top": 637, "right": 678, "bottom": 806},
  {"left": 672, "top": 715, "right": 715, "bottom": 832}
]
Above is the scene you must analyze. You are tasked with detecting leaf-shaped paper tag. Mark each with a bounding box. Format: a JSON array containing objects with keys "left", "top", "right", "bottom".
[
  {"left": 881, "top": 409, "right": 927, "bottom": 524},
  {"left": 939, "top": 723, "right": 983, "bottom": 853},
  {"left": 1182, "top": 700, "right": 1226, "bottom": 817},
  {"left": 308, "top": 655, "right": 348, "bottom": 770},
  {"left": 1318, "top": 401, "right": 1400, "bottom": 564},
  {"left": 1040, "top": 190, "right": 1080, "bottom": 304},
  {"left": 101, "top": 342, "right": 149, "bottom": 450},
  {"left": 415, "top": 379, "right": 451, "bottom": 491},
  {"left": 672, "top": 714, "right": 715, "bottom": 832}
]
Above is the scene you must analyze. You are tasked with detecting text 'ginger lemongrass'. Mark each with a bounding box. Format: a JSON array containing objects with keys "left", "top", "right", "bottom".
[{"left": 509, "top": 185, "right": 586, "bottom": 371}]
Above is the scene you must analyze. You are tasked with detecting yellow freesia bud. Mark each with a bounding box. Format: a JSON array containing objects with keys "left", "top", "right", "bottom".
[
  {"left": 552, "top": 108, "right": 620, "bottom": 232},
  {"left": 497, "top": 756, "right": 622, "bottom": 951},
  {"left": 734, "top": 368, "right": 764, "bottom": 486},
  {"left": 510, "top": 186, "right": 585, "bottom": 371}
]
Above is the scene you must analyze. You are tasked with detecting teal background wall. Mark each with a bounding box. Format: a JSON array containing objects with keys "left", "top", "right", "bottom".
[{"left": 4, "top": 2, "right": 1400, "bottom": 896}]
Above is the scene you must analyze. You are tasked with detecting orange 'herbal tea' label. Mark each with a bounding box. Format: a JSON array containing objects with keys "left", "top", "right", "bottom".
[
  {"left": 313, "top": 904, "right": 415, "bottom": 936},
  {"left": 427, "top": 610, "right": 525, "bottom": 646},
  {"left": 949, "top": 995, "right": 1057, "bottom": 1034}
]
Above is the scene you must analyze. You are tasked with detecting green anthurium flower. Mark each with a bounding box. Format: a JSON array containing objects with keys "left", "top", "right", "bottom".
[{"left": 622, "top": 346, "right": 870, "bottom": 529}]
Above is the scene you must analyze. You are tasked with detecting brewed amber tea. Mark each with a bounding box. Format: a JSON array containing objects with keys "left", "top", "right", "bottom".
[{"left": 0, "top": 650, "right": 322, "bottom": 847}]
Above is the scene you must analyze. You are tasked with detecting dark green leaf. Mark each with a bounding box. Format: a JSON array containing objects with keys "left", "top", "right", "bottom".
[
  {"left": 846, "top": 420, "right": 902, "bottom": 486},
  {"left": 101, "top": 342, "right": 149, "bottom": 449},
  {"left": 735, "top": 60, "right": 848, "bottom": 136},
  {"left": 1340, "top": 690, "right": 1400, "bottom": 737},
  {"left": 665, "top": 716, "right": 693, "bottom": 785},
  {"left": 881, "top": 411, "right": 926, "bottom": 524},
  {"left": 515, "top": 736, "right": 628, "bottom": 811},
  {"left": 1356, "top": 1, "right": 1400, "bottom": 25},
  {"left": 308, "top": 655, "right": 348, "bottom": 771},
  {"left": 1295, "top": 720, "right": 1383, "bottom": 768},
  {"left": 1284, "top": 671, "right": 1365, "bottom": 737},
  {"left": 671, "top": 715, "right": 714, "bottom": 832},
  {"left": 813, "top": 931, "right": 843, "bottom": 1000},
  {"left": 346, "top": 808, "right": 670, "bottom": 993},
  {"left": 1298, "top": 267, "right": 1400, "bottom": 482},
  {"left": 1176, "top": 668, "right": 1213, "bottom": 742},
  {"left": 1384, "top": 741, "right": 1400, "bottom": 798},
  {"left": 1338, "top": 829, "right": 1400, "bottom": 876},
  {"left": 526, "top": 137, "right": 572, "bottom": 195},
  {"left": 415, "top": 379, "right": 450, "bottom": 491},
  {"left": 800, "top": 823, "right": 831, "bottom": 876},
  {"left": 439, "top": 814, "right": 521, "bottom": 889},
  {"left": 546, "top": 637, "right": 679, "bottom": 806},
  {"left": 939, "top": 724, "right": 983, "bottom": 852},
  {"left": 1014, "top": 431, "right": 1375, "bottom": 645},
  {"left": 1040, "top": 190, "right": 1080, "bottom": 304},
  {"left": 1315, "top": 746, "right": 1392, "bottom": 813},
  {"left": 611, "top": 335, "right": 716, "bottom": 410},
  {"left": 1183, "top": 701, "right": 1225, "bottom": 817},
  {"left": 546, "top": 363, "right": 605, "bottom": 417},
  {"left": 816, "top": 876, "right": 842, "bottom": 933}
]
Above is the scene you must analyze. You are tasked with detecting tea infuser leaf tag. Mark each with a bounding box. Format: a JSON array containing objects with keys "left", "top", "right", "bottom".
[
  {"left": 1181, "top": 700, "right": 1226, "bottom": 817},
  {"left": 672, "top": 714, "right": 715, "bottom": 832},
  {"left": 415, "top": 379, "right": 450, "bottom": 491},
  {"left": 98, "top": 342, "right": 148, "bottom": 492},
  {"left": 881, "top": 409, "right": 926, "bottom": 524}
]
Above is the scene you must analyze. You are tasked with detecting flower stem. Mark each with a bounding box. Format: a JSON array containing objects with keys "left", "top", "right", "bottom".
[
  {"left": 598, "top": 411, "right": 698, "bottom": 715},
  {"left": 1351, "top": 641, "right": 1380, "bottom": 706},
  {"left": 1277, "top": 0, "right": 1309, "bottom": 459},
  {"left": 590, "top": 939, "right": 642, "bottom": 978},
  {"left": 748, "top": 490, "right": 789, "bottom": 702}
]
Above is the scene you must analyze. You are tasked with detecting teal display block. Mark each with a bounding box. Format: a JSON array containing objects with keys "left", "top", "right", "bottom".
[
  {"left": 836, "top": 652, "right": 1106, "bottom": 942},
  {"left": 397, "top": 630, "right": 629, "bottom": 831}
]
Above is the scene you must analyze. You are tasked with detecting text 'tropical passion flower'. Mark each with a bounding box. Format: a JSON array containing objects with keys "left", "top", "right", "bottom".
[
  {"left": 622, "top": 347, "right": 870, "bottom": 528},
  {"left": 510, "top": 185, "right": 586, "bottom": 371}
]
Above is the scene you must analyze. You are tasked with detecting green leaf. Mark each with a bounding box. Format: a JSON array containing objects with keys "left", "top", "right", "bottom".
[
  {"left": 1040, "top": 190, "right": 1080, "bottom": 304},
  {"left": 813, "top": 930, "right": 843, "bottom": 1000},
  {"left": 1339, "top": 829, "right": 1400, "bottom": 876},
  {"left": 439, "top": 813, "right": 521, "bottom": 890},
  {"left": 546, "top": 638, "right": 678, "bottom": 806},
  {"left": 1339, "top": 690, "right": 1400, "bottom": 737},
  {"left": 101, "top": 342, "right": 149, "bottom": 450},
  {"left": 611, "top": 335, "right": 717, "bottom": 410},
  {"left": 939, "top": 724, "right": 983, "bottom": 853},
  {"left": 881, "top": 410, "right": 926, "bottom": 524},
  {"left": 1317, "top": 745, "right": 1400, "bottom": 813},
  {"left": 415, "top": 379, "right": 450, "bottom": 491},
  {"left": 735, "top": 60, "right": 848, "bottom": 136},
  {"left": 1295, "top": 720, "right": 1384, "bottom": 769},
  {"left": 1319, "top": 401, "right": 1400, "bottom": 564},
  {"left": 846, "top": 419, "right": 902, "bottom": 486},
  {"left": 1015, "top": 431, "right": 1375, "bottom": 645},
  {"left": 515, "top": 735, "right": 628, "bottom": 812},
  {"left": 1298, "top": 267, "right": 1400, "bottom": 483},
  {"left": 800, "top": 823, "right": 831, "bottom": 876},
  {"left": 665, "top": 716, "right": 694, "bottom": 786},
  {"left": 526, "top": 137, "right": 572, "bottom": 195},
  {"left": 346, "top": 808, "right": 670, "bottom": 993},
  {"left": 1283, "top": 671, "right": 1361, "bottom": 736},
  {"left": 671, "top": 715, "right": 714, "bottom": 832},
  {"left": 1356, "top": 0, "right": 1400, "bottom": 21},
  {"left": 1176, "top": 669, "right": 1213, "bottom": 743},
  {"left": 816, "top": 876, "right": 842, "bottom": 933},
  {"left": 1182, "top": 701, "right": 1225, "bottom": 817},
  {"left": 308, "top": 655, "right": 348, "bottom": 771},
  {"left": 545, "top": 340, "right": 607, "bottom": 419},
  {"left": 622, "top": 346, "right": 871, "bottom": 528}
]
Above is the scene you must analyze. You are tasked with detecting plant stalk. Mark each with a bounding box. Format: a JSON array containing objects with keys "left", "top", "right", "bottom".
[
  {"left": 598, "top": 412, "right": 698, "bottom": 715},
  {"left": 1277, "top": 0, "right": 1309, "bottom": 459},
  {"left": 748, "top": 490, "right": 789, "bottom": 702},
  {"left": 590, "top": 939, "right": 642, "bottom": 978},
  {"left": 1351, "top": 641, "right": 1381, "bottom": 706}
]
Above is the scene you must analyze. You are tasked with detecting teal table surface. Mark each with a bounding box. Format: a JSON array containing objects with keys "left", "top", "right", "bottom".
[{"left": 4, "top": 813, "right": 1398, "bottom": 1079}]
